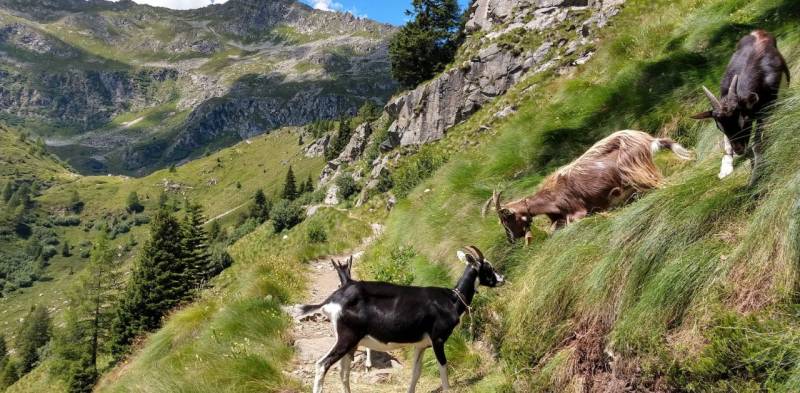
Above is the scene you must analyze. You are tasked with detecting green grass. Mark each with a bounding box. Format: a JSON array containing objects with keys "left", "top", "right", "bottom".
[
  {"left": 92, "top": 209, "right": 371, "bottom": 393},
  {"left": 357, "top": 0, "right": 800, "bottom": 390},
  {"left": 0, "top": 126, "right": 75, "bottom": 183}
]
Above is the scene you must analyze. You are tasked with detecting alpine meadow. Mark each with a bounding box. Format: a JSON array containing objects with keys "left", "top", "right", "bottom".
[{"left": 1, "top": 0, "right": 800, "bottom": 392}]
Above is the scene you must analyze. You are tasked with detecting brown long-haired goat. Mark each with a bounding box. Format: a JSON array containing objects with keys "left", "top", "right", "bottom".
[{"left": 484, "top": 130, "right": 692, "bottom": 244}]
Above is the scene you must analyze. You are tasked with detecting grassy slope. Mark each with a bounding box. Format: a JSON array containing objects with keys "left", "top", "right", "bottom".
[
  {"left": 0, "top": 127, "right": 322, "bottom": 345},
  {"left": 92, "top": 208, "right": 373, "bottom": 393},
  {"left": 0, "top": 126, "right": 75, "bottom": 183},
  {"left": 358, "top": 0, "right": 800, "bottom": 391}
]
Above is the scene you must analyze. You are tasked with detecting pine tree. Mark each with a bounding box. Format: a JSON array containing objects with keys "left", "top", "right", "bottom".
[
  {"left": 209, "top": 220, "right": 222, "bottom": 243},
  {"left": 157, "top": 191, "right": 168, "bottom": 207},
  {"left": 249, "top": 189, "right": 271, "bottom": 223},
  {"left": 389, "top": 0, "right": 462, "bottom": 88},
  {"left": 325, "top": 118, "right": 352, "bottom": 160},
  {"left": 53, "top": 311, "right": 96, "bottom": 393},
  {"left": 17, "top": 305, "right": 52, "bottom": 373},
  {"left": 1, "top": 182, "right": 13, "bottom": 203},
  {"left": 356, "top": 100, "right": 380, "bottom": 123},
  {"left": 69, "top": 190, "right": 84, "bottom": 214},
  {"left": 282, "top": 166, "right": 298, "bottom": 201},
  {"left": 111, "top": 208, "right": 185, "bottom": 356},
  {"left": 304, "top": 175, "right": 315, "bottom": 193},
  {"left": 0, "top": 360, "right": 18, "bottom": 390},
  {"left": 0, "top": 335, "right": 7, "bottom": 368},
  {"left": 62, "top": 240, "right": 71, "bottom": 257},
  {"left": 126, "top": 192, "right": 144, "bottom": 213},
  {"left": 181, "top": 201, "right": 212, "bottom": 290},
  {"left": 73, "top": 234, "right": 119, "bottom": 373}
]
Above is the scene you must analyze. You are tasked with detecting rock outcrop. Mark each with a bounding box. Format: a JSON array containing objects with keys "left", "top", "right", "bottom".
[
  {"left": 382, "top": 0, "right": 625, "bottom": 148},
  {"left": 318, "top": 122, "right": 372, "bottom": 185}
]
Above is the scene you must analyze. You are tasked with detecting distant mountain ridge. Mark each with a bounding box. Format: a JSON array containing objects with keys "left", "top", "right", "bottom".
[{"left": 0, "top": 0, "right": 397, "bottom": 175}]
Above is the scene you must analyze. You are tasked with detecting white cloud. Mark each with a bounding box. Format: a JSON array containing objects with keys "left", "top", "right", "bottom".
[
  {"left": 311, "top": 0, "right": 343, "bottom": 12},
  {"left": 310, "top": 1, "right": 367, "bottom": 19},
  {"left": 125, "top": 0, "right": 228, "bottom": 10}
]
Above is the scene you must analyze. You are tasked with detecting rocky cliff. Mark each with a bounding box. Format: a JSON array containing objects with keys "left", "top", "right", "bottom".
[
  {"left": 382, "top": 0, "right": 624, "bottom": 147},
  {"left": 0, "top": 0, "right": 396, "bottom": 175}
]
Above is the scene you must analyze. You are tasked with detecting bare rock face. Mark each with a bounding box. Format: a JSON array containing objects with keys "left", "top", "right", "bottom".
[
  {"left": 383, "top": 0, "right": 625, "bottom": 149},
  {"left": 317, "top": 122, "right": 372, "bottom": 185},
  {"left": 338, "top": 123, "right": 372, "bottom": 162},
  {"left": 304, "top": 134, "right": 331, "bottom": 158}
]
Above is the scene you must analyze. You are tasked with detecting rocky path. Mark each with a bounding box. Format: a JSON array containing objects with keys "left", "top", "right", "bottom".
[{"left": 286, "top": 222, "right": 424, "bottom": 392}]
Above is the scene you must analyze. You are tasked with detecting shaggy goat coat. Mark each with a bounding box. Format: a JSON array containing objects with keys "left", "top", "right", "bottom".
[{"left": 492, "top": 130, "right": 691, "bottom": 243}]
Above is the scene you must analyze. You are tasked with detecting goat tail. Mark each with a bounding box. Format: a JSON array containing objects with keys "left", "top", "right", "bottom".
[
  {"left": 652, "top": 138, "right": 693, "bottom": 160},
  {"left": 282, "top": 303, "right": 324, "bottom": 320}
]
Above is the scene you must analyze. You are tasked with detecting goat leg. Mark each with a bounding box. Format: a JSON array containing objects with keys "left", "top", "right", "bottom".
[
  {"left": 407, "top": 347, "right": 425, "bottom": 393},
  {"left": 719, "top": 135, "right": 735, "bottom": 179},
  {"left": 432, "top": 339, "right": 450, "bottom": 391},
  {"left": 339, "top": 351, "right": 354, "bottom": 393},
  {"left": 749, "top": 119, "right": 765, "bottom": 187}
]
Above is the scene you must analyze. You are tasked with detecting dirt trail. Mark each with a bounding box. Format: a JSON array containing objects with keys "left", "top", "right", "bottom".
[{"left": 285, "top": 222, "right": 439, "bottom": 392}]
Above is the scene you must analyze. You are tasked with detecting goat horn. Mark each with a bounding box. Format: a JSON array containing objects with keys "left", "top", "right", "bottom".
[
  {"left": 494, "top": 190, "right": 502, "bottom": 213},
  {"left": 701, "top": 85, "right": 721, "bottom": 111},
  {"left": 728, "top": 74, "right": 739, "bottom": 100},
  {"left": 464, "top": 245, "right": 484, "bottom": 262},
  {"left": 481, "top": 190, "right": 499, "bottom": 218}
]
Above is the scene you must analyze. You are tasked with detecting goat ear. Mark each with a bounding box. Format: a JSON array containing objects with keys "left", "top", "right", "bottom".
[
  {"left": 457, "top": 250, "right": 469, "bottom": 265},
  {"left": 743, "top": 92, "right": 759, "bottom": 109},
  {"left": 690, "top": 111, "right": 714, "bottom": 120}
]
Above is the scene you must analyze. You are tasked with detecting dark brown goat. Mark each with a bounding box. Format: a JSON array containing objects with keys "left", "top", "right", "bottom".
[
  {"left": 691, "top": 30, "right": 790, "bottom": 183},
  {"left": 484, "top": 130, "right": 692, "bottom": 244}
]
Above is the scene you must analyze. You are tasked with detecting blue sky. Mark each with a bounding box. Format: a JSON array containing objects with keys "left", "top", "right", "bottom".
[{"left": 126, "top": 0, "right": 469, "bottom": 26}]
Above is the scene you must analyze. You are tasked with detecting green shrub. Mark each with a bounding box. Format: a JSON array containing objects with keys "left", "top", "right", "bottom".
[
  {"left": 371, "top": 246, "right": 416, "bottom": 285},
  {"left": 336, "top": 173, "right": 361, "bottom": 200},
  {"left": 391, "top": 148, "right": 447, "bottom": 198},
  {"left": 306, "top": 221, "right": 327, "bottom": 243},
  {"left": 53, "top": 215, "right": 81, "bottom": 226},
  {"left": 271, "top": 199, "right": 304, "bottom": 233}
]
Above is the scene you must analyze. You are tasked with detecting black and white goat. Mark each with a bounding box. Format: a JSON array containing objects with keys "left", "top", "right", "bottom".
[{"left": 296, "top": 246, "right": 504, "bottom": 393}]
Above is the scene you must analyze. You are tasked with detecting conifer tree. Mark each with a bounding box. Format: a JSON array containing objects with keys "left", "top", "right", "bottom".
[
  {"left": 325, "top": 118, "right": 352, "bottom": 160},
  {"left": 389, "top": 0, "right": 462, "bottom": 88},
  {"left": 69, "top": 190, "right": 84, "bottom": 213},
  {"left": 0, "top": 359, "right": 18, "bottom": 390},
  {"left": 250, "top": 189, "right": 271, "bottom": 223},
  {"left": 17, "top": 305, "right": 51, "bottom": 373},
  {"left": 62, "top": 240, "right": 71, "bottom": 257},
  {"left": 54, "top": 311, "right": 96, "bottom": 393},
  {"left": 0, "top": 335, "right": 7, "bottom": 369},
  {"left": 126, "top": 192, "right": 144, "bottom": 213},
  {"left": 181, "top": 201, "right": 211, "bottom": 290},
  {"left": 111, "top": 207, "right": 184, "bottom": 356},
  {"left": 2, "top": 182, "right": 13, "bottom": 203},
  {"left": 304, "top": 175, "right": 314, "bottom": 193},
  {"left": 72, "top": 234, "right": 119, "bottom": 373},
  {"left": 209, "top": 220, "right": 222, "bottom": 243},
  {"left": 282, "top": 166, "right": 298, "bottom": 201}
]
